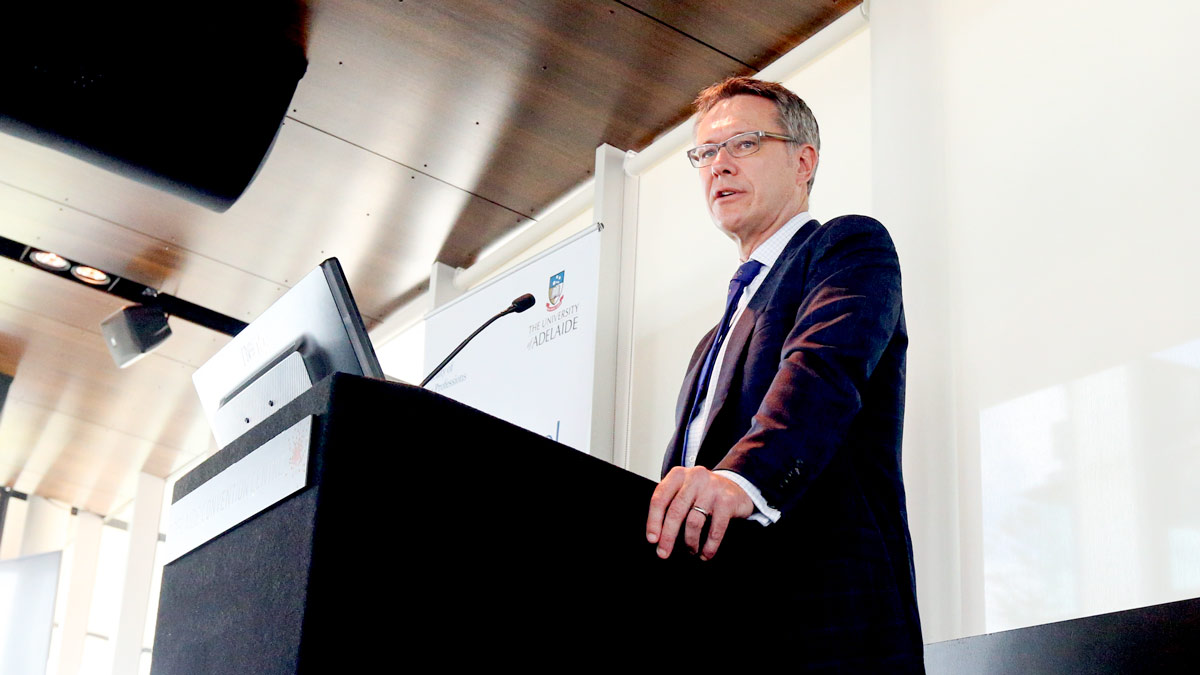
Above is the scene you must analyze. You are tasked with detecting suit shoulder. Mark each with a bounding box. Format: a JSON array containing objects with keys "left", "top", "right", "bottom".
[
  {"left": 821, "top": 214, "right": 891, "bottom": 238},
  {"left": 809, "top": 215, "right": 897, "bottom": 252}
]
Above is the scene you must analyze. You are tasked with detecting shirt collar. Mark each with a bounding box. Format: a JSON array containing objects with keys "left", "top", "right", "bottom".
[{"left": 747, "top": 211, "right": 812, "bottom": 269}]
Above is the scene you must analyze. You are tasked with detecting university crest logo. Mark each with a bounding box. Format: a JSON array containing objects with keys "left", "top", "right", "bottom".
[{"left": 546, "top": 270, "right": 565, "bottom": 311}]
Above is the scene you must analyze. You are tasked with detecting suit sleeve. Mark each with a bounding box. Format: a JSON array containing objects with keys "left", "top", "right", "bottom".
[{"left": 713, "top": 217, "right": 904, "bottom": 515}]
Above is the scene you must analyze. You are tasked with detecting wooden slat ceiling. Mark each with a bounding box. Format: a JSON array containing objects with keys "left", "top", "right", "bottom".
[{"left": 0, "top": 0, "right": 860, "bottom": 516}]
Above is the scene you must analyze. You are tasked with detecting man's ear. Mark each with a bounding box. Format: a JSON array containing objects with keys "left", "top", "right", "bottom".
[{"left": 793, "top": 144, "right": 819, "bottom": 188}]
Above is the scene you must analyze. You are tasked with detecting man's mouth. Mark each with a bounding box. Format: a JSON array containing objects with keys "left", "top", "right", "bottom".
[{"left": 713, "top": 189, "right": 740, "bottom": 201}]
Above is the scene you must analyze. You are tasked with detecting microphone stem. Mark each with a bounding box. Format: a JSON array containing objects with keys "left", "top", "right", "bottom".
[{"left": 420, "top": 306, "right": 514, "bottom": 388}]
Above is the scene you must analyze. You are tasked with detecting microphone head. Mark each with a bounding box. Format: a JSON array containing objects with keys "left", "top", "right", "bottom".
[{"left": 512, "top": 293, "right": 535, "bottom": 313}]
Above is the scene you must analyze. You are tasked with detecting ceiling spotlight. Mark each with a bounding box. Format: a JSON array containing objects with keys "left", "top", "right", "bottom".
[
  {"left": 30, "top": 250, "right": 70, "bottom": 271},
  {"left": 71, "top": 265, "right": 111, "bottom": 285}
]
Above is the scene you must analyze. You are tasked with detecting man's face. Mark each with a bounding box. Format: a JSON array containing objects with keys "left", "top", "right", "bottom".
[{"left": 695, "top": 95, "right": 811, "bottom": 253}]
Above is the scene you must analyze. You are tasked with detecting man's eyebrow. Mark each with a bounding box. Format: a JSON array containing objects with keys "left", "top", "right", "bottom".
[{"left": 696, "top": 128, "right": 751, "bottom": 145}]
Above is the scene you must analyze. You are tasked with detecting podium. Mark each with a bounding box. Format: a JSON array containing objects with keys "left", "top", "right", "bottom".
[{"left": 150, "top": 374, "right": 752, "bottom": 672}]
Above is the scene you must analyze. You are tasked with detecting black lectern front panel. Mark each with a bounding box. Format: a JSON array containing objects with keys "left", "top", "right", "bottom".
[
  {"left": 151, "top": 374, "right": 716, "bottom": 672},
  {"left": 154, "top": 489, "right": 318, "bottom": 674}
]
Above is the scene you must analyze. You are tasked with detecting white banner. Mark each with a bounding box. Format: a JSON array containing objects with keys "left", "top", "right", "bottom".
[{"left": 423, "top": 227, "right": 602, "bottom": 453}]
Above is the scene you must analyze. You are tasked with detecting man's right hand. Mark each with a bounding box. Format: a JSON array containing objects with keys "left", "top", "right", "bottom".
[{"left": 646, "top": 465, "right": 753, "bottom": 561}]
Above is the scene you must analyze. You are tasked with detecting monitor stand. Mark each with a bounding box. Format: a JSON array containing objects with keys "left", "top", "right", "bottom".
[{"left": 211, "top": 351, "right": 311, "bottom": 447}]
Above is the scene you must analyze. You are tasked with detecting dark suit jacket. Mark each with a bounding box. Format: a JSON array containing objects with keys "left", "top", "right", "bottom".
[{"left": 663, "top": 215, "right": 923, "bottom": 670}]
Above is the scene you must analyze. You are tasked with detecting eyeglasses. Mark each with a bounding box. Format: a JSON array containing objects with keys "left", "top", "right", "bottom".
[{"left": 685, "top": 130, "right": 798, "bottom": 168}]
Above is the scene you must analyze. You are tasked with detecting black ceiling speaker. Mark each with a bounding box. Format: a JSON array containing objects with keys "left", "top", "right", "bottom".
[
  {"left": 101, "top": 305, "right": 172, "bottom": 368},
  {"left": 0, "top": 2, "right": 308, "bottom": 212}
]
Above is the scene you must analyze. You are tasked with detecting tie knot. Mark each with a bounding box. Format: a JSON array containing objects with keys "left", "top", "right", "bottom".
[{"left": 731, "top": 259, "right": 763, "bottom": 286}]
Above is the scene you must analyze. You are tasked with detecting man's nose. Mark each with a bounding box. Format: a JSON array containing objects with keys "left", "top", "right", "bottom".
[{"left": 710, "top": 146, "right": 737, "bottom": 174}]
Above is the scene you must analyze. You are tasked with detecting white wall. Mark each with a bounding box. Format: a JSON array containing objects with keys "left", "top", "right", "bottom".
[{"left": 935, "top": 0, "right": 1200, "bottom": 633}]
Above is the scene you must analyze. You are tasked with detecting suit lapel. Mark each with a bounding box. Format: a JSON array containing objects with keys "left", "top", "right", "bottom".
[
  {"left": 698, "top": 305, "right": 755, "bottom": 445},
  {"left": 663, "top": 326, "right": 717, "bottom": 474},
  {"left": 668, "top": 218, "right": 823, "bottom": 472},
  {"left": 695, "top": 218, "right": 823, "bottom": 462}
]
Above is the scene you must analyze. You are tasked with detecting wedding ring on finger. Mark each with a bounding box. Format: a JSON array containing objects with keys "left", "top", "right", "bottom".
[{"left": 691, "top": 505, "right": 710, "bottom": 518}]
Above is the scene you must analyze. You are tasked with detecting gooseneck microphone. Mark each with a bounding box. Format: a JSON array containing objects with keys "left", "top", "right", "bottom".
[
  {"left": 511, "top": 293, "right": 536, "bottom": 313},
  {"left": 420, "top": 293, "right": 535, "bottom": 388}
]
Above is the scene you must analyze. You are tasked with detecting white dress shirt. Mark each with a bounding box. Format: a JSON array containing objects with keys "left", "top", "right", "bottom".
[{"left": 682, "top": 211, "right": 812, "bottom": 525}]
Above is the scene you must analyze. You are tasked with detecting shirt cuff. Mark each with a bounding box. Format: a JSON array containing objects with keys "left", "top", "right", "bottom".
[{"left": 714, "top": 470, "right": 781, "bottom": 526}]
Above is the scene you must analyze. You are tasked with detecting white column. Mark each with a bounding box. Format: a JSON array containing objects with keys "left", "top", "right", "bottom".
[
  {"left": 109, "top": 474, "right": 165, "bottom": 675},
  {"left": 612, "top": 152, "right": 640, "bottom": 472},
  {"left": 20, "top": 496, "right": 70, "bottom": 557},
  {"left": 429, "top": 261, "right": 461, "bottom": 308},
  {"left": 590, "top": 143, "right": 632, "bottom": 467},
  {"left": 871, "top": 0, "right": 980, "bottom": 641},
  {"left": 56, "top": 511, "right": 103, "bottom": 675}
]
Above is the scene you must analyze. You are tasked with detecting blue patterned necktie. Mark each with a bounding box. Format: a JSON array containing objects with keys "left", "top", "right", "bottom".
[{"left": 681, "top": 259, "right": 764, "bottom": 461}]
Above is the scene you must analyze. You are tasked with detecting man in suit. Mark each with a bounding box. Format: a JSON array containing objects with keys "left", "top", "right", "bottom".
[{"left": 644, "top": 77, "right": 922, "bottom": 668}]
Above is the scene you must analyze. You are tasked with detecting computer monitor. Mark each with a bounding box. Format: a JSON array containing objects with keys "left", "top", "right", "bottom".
[{"left": 193, "top": 258, "right": 383, "bottom": 447}]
